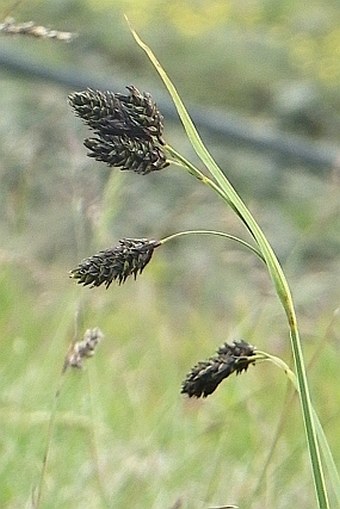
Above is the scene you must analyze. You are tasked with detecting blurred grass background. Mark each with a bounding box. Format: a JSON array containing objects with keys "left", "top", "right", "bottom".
[{"left": 0, "top": 1, "right": 339, "bottom": 508}]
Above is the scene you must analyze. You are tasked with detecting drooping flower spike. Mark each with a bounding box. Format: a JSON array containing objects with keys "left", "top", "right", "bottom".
[
  {"left": 181, "top": 340, "right": 256, "bottom": 398},
  {"left": 70, "top": 238, "right": 161, "bottom": 288}
]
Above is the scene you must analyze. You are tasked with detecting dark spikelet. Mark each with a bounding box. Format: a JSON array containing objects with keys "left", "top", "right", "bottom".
[
  {"left": 70, "top": 238, "right": 161, "bottom": 288},
  {"left": 69, "top": 86, "right": 168, "bottom": 174},
  {"left": 63, "top": 328, "right": 104, "bottom": 371},
  {"left": 68, "top": 85, "right": 165, "bottom": 142},
  {"left": 84, "top": 135, "right": 169, "bottom": 175},
  {"left": 68, "top": 89, "right": 119, "bottom": 130},
  {"left": 181, "top": 340, "right": 256, "bottom": 398},
  {"left": 116, "top": 85, "right": 165, "bottom": 143}
]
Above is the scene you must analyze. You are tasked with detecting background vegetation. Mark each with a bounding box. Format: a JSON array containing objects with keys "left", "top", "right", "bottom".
[{"left": 0, "top": 1, "right": 339, "bottom": 508}]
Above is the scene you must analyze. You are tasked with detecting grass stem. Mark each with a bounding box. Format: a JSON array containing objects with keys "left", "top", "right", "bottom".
[
  {"left": 160, "top": 229, "right": 265, "bottom": 262},
  {"left": 33, "top": 374, "right": 66, "bottom": 508},
  {"left": 128, "top": 23, "right": 333, "bottom": 508}
]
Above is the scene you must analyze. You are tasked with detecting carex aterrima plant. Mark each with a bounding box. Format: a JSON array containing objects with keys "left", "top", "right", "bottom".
[{"left": 65, "top": 24, "right": 340, "bottom": 509}]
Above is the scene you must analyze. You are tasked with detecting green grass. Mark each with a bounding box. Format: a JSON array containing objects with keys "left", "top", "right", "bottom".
[
  {"left": 0, "top": 7, "right": 339, "bottom": 505},
  {"left": 0, "top": 253, "right": 339, "bottom": 508},
  {"left": 0, "top": 153, "right": 338, "bottom": 508}
]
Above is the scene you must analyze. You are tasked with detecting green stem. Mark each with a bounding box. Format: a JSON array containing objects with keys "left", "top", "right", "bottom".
[
  {"left": 167, "top": 151, "right": 328, "bottom": 507},
  {"left": 160, "top": 229, "right": 265, "bottom": 263},
  {"left": 34, "top": 374, "right": 66, "bottom": 508},
  {"left": 260, "top": 352, "right": 340, "bottom": 506},
  {"left": 168, "top": 133, "right": 328, "bottom": 509},
  {"left": 128, "top": 24, "right": 331, "bottom": 508},
  {"left": 166, "top": 145, "right": 291, "bottom": 310}
]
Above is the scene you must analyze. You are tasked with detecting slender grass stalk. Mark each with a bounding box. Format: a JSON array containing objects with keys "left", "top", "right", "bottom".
[
  {"left": 259, "top": 352, "right": 340, "bottom": 506},
  {"left": 252, "top": 380, "right": 295, "bottom": 498},
  {"left": 253, "top": 315, "right": 339, "bottom": 500},
  {"left": 313, "top": 415, "right": 340, "bottom": 507},
  {"left": 127, "top": 22, "right": 333, "bottom": 508},
  {"left": 160, "top": 229, "right": 265, "bottom": 263},
  {"left": 33, "top": 374, "right": 66, "bottom": 508},
  {"left": 86, "top": 368, "right": 111, "bottom": 508},
  {"left": 33, "top": 302, "right": 80, "bottom": 508}
]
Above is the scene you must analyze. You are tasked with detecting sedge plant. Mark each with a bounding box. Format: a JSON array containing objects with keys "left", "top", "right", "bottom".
[{"left": 63, "top": 24, "right": 339, "bottom": 508}]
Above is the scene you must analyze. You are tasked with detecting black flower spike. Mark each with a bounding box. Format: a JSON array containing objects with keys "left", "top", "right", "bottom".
[
  {"left": 84, "top": 134, "right": 169, "bottom": 175},
  {"left": 68, "top": 88, "right": 119, "bottom": 130},
  {"left": 116, "top": 85, "right": 165, "bottom": 143},
  {"left": 70, "top": 238, "right": 161, "bottom": 288},
  {"left": 181, "top": 340, "right": 256, "bottom": 398},
  {"left": 68, "top": 86, "right": 165, "bottom": 143}
]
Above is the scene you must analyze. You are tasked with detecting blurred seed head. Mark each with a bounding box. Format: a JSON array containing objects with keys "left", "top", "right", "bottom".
[
  {"left": 0, "top": 17, "right": 76, "bottom": 41},
  {"left": 63, "top": 328, "right": 104, "bottom": 371},
  {"left": 181, "top": 340, "right": 256, "bottom": 398},
  {"left": 70, "top": 238, "right": 161, "bottom": 288}
]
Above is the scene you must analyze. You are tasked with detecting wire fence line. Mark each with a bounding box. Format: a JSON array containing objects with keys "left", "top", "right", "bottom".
[{"left": 1, "top": 47, "right": 339, "bottom": 174}]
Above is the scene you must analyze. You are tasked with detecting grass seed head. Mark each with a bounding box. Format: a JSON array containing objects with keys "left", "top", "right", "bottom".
[
  {"left": 68, "top": 86, "right": 167, "bottom": 174},
  {"left": 181, "top": 340, "right": 256, "bottom": 398},
  {"left": 68, "top": 88, "right": 119, "bottom": 129},
  {"left": 116, "top": 85, "right": 165, "bottom": 143},
  {"left": 84, "top": 134, "right": 168, "bottom": 174},
  {"left": 70, "top": 238, "right": 161, "bottom": 288},
  {"left": 63, "top": 328, "right": 104, "bottom": 371},
  {"left": 68, "top": 85, "right": 165, "bottom": 143},
  {"left": 0, "top": 17, "right": 76, "bottom": 41}
]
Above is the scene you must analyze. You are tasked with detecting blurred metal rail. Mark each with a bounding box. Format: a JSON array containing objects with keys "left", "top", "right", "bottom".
[{"left": 1, "top": 47, "right": 339, "bottom": 173}]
